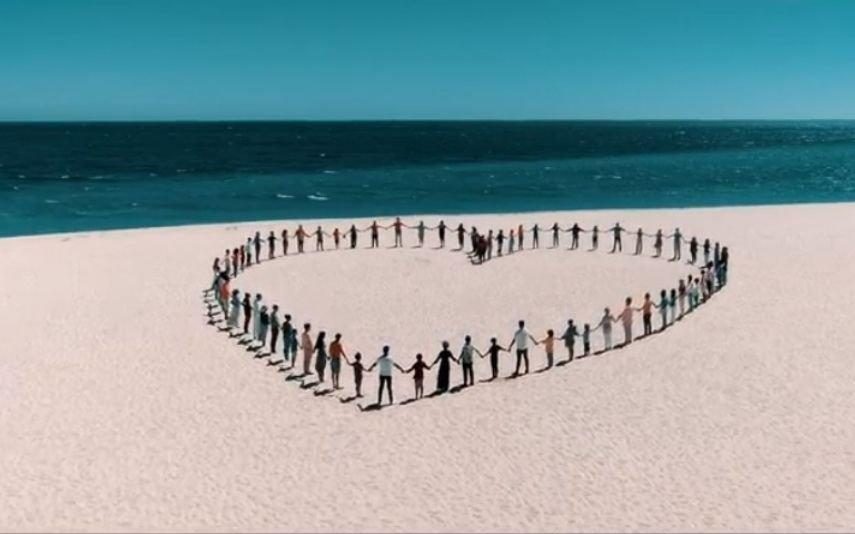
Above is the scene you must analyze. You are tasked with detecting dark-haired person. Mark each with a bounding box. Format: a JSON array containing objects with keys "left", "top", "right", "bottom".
[
  {"left": 517, "top": 223, "right": 524, "bottom": 250},
  {"left": 296, "top": 225, "right": 307, "bottom": 254},
  {"left": 313, "top": 331, "right": 328, "bottom": 383},
  {"left": 437, "top": 220, "right": 447, "bottom": 248},
  {"left": 456, "top": 223, "right": 466, "bottom": 250},
  {"left": 368, "top": 346, "right": 403, "bottom": 406},
  {"left": 617, "top": 297, "right": 636, "bottom": 345},
  {"left": 281, "top": 314, "right": 295, "bottom": 364},
  {"left": 242, "top": 293, "right": 252, "bottom": 335},
  {"left": 551, "top": 222, "right": 560, "bottom": 247},
  {"left": 232, "top": 248, "right": 239, "bottom": 277},
  {"left": 281, "top": 228, "right": 289, "bottom": 256},
  {"left": 389, "top": 217, "right": 405, "bottom": 247},
  {"left": 459, "top": 335, "right": 477, "bottom": 387},
  {"left": 404, "top": 354, "right": 431, "bottom": 399},
  {"left": 366, "top": 220, "right": 380, "bottom": 248},
  {"left": 689, "top": 236, "right": 698, "bottom": 264},
  {"left": 269, "top": 305, "right": 280, "bottom": 353},
  {"left": 332, "top": 227, "right": 341, "bottom": 249},
  {"left": 348, "top": 224, "right": 358, "bottom": 249},
  {"left": 669, "top": 227, "right": 683, "bottom": 261},
  {"left": 301, "top": 323, "right": 314, "bottom": 375},
  {"left": 481, "top": 338, "right": 507, "bottom": 380},
  {"left": 653, "top": 229, "right": 664, "bottom": 258},
  {"left": 253, "top": 232, "right": 262, "bottom": 263},
  {"left": 591, "top": 225, "right": 599, "bottom": 250},
  {"left": 609, "top": 222, "right": 624, "bottom": 253},
  {"left": 314, "top": 226, "right": 325, "bottom": 251},
  {"left": 267, "top": 230, "right": 276, "bottom": 260},
  {"left": 496, "top": 229, "right": 505, "bottom": 256},
  {"left": 508, "top": 320, "right": 537, "bottom": 376},
  {"left": 228, "top": 289, "right": 241, "bottom": 330},
  {"left": 531, "top": 223, "right": 540, "bottom": 249},
  {"left": 416, "top": 220, "right": 427, "bottom": 247},
  {"left": 634, "top": 228, "right": 644, "bottom": 255},
  {"left": 246, "top": 237, "right": 253, "bottom": 266},
  {"left": 433, "top": 341, "right": 457, "bottom": 393},
  {"left": 569, "top": 223, "right": 582, "bottom": 250},
  {"left": 560, "top": 319, "right": 578, "bottom": 362},
  {"left": 344, "top": 352, "right": 365, "bottom": 398},
  {"left": 641, "top": 293, "right": 654, "bottom": 336},
  {"left": 329, "top": 333, "right": 347, "bottom": 389}
]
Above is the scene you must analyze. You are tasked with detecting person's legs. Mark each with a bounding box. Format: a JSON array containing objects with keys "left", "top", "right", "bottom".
[
  {"left": 377, "top": 378, "right": 384, "bottom": 405},
  {"left": 624, "top": 323, "right": 632, "bottom": 344},
  {"left": 271, "top": 329, "right": 278, "bottom": 353},
  {"left": 491, "top": 355, "right": 498, "bottom": 379},
  {"left": 515, "top": 350, "right": 523, "bottom": 375},
  {"left": 522, "top": 349, "right": 529, "bottom": 373},
  {"left": 547, "top": 352, "right": 553, "bottom": 368},
  {"left": 355, "top": 377, "right": 362, "bottom": 397}
]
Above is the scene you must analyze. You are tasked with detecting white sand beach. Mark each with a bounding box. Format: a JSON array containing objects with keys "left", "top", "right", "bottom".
[{"left": 2, "top": 203, "right": 854, "bottom": 532}]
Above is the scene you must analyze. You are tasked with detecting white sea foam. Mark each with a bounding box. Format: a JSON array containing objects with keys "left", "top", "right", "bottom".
[
  {"left": 45, "top": 199, "right": 60, "bottom": 204},
  {"left": 60, "top": 175, "right": 70, "bottom": 180},
  {"left": 322, "top": 170, "right": 337, "bottom": 174},
  {"left": 276, "top": 193, "right": 295, "bottom": 199},
  {"left": 307, "top": 194, "right": 328, "bottom": 201}
]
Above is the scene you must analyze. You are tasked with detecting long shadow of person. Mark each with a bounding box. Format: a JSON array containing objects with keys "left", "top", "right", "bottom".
[{"left": 358, "top": 402, "right": 384, "bottom": 412}]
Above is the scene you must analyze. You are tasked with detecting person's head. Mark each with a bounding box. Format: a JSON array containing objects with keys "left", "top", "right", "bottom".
[
  {"left": 604, "top": 307, "right": 610, "bottom": 315},
  {"left": 464, "top": 335, "right": 471, "bottom": 344},
  {"left": 490, "top": 337, "right": 497, "bottom": 345},
  {"left": 354, "top": 352, "right": 362, "bottom": 362},
  {"left": 232, "top": 289, "right": 239, "bottom": 296},
  {"left": 285, "top": 314, "right": 291, "bottom": 321},
  {"left": 396, "top": 217, "right": 401, "bottom": 222},
  {"left": 272, "top": 305, "right": 278, "bottom": 312},
  {"left": 567, "top": 319, "right": 572, "bottom": 325},
  {"left": 317, "top": 225, "right": 321, "bottom": 231},
  {"left": 584, "top": 323, "right": 590, "bottom": 331},
  {"left": 317, "top": 331, "right": 326, "bottom": 342},
  {"left": 625, "top": 297, "right": 632, "bottom": 305},
  {"left": 304, "top": 323, "right": 311, "bottom": 331},
  {"left": 334, "top": 333, "right": 341, "bottom": 341},
  {"left": 283, "top": 228, "right": 288, "bottom": 234},
  {"left": 256, "top": 293, "right": 262, "bottom": 299},
  {"left": 518, "top": 320, "right": 525, "bottom": 328},
  {"left": 660, "top": 289, "right": 666, "bottom": 298},
  {"left": 382, "top": 345, "right": 389, "bottom": 355},
  {"left": 261, "top": 305, "right": 267, "bottom": 312},
  {"left": 442, "top": 340, "right": 449, "bottom": 349},
  {"left": 547, "top": 329, "right": 554, "bottom": 337},
  {"left": 416, "top": 353, "right": 423, "bottom": 361},
  {"left": 644, "top": 292, "right": 650, "bottom": 300},
  {"left": 670, "top": 288, "right": 677, "bottom": 297}
]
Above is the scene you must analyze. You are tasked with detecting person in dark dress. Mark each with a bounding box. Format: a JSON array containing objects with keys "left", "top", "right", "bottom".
[
  {"left": 348, "top": 224, "right": 358, "bottom": 249},
  {"left": 313, "top": 331, "right": 328, "bottom": 383},
  {"left": 432, "top": 341, "right": 457, "bottom": 393}
]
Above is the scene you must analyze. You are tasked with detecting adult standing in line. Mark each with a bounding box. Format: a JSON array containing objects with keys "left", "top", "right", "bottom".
[
  {"left": 416, "top": 220, "right": 427, "bottom": 247},
  {"left": 456, "top": 223, "right": 466, "bottom": 250},
  {"left": 296, "top": 225, "right": 307, "bottom": 253},
  {"left": 231, "top": 248, "right": 239, "bottom": 277},
  {"left": 432, "top": 341, "right": 457, "bottom": 393},
  {"left": 481, "top": 338, "right": 507, "bottom": 380},
  {"left": 218, "top": 273, "right": 231, "bottom": 319},
  {"left": 689, "top": 236, "right": 698, "bottom": 264},
  {"left": 329, "top": 333, "right": 347, "bottom": 390},
  {"left": 591, "top": 225, "right": 599, "bottom": 251},
  {"left": 531, "top": 223, "right": 540, "bottom": 249},
  {"left": 538, "top": 329, "right": 556, "bottom": 368},
  {"left": 367, "top": 220, "right": 380, "bottom": 248},
  {"left": 281, "top": 228, "right": 289, "bottom": 256},
  {"left": 390, "top": 217, "right": 405, "bottom": 247},
  {"left": 253, "top": 231, "right": 262, "bottom": 263},
  {"left": 508, "top": 229, "right": 516, "bottom": 254},
  {"left": 517, "top": 223, "right": 525, "bottom": 250},
  {"left": 267, "top": 230, "right": 276, "bottom": 260},
  {"left": 486, "top": 230, "right": 494, "bottom": 260},
  {"left": 669, "top": 227, "right": 683, "bottom": 261},
  {"left": 343, "top": 353, "right": 364, "bottom": 398},
  {"left": 560, "top": 319, "right": 578, "bottom": 362},
  {"left": 228, "top": 289, "right": 241, "bottom": 330},
  {"left": 301, "top": 323, "right": 314, "bottom": 375},
  {"left": 269, "top": 305, "right": 281, "bottom": 353},
  {"left": 459, "top": 335, "right": 477, "bottom": 387},
  {"left": 223, "top": 250, "right": 231, "bottom": 278},
  {"left": 257, "top": 305, "right": 270, "bottom": 350},
  {"left": 239, "top": 245, "right": 246, "bottom": 271},
  {"left": 437, "top": 220, "right": 447, "bottom": 248},
  {"left": 551, "top": 222, "right": 560, "bottom": 247},
  {"left": 508, "top": 320, "right": 538, "bottom": 376},
  {"left": 368, "top": 346, "right": 404, "bottom": 406},
  {"left": 703, "top": 238, "right": 711, "bottom": 264},
  {"left": 242, "top": 293, "right": 252, "bottom": 335},
  {"left": 570, "top": 223, "right": 582, "bottom": 250},
  {"left": 496, "top": 229, "right": 505, "bottom": 256},
  {"left": 719, "top": 246, "right": 729, "bottom": 287},
  {"left": 596, "top": 307, "right": 616, "bottom": 351},
  {"left": 609, "top": 223, "right": 624, "bottom": 253},
  {"left": 653, "top": 229, "right": 664, "bottom": 258},
  {"left": 281, "top": 314, "right": 294, "bottom": 364},
  {"left": 252, "top": 293, "right": 263, "bottom": 341},
  {"left": 313, "top": 331, "right": 328, "bottom": 383},
  {"left": 641, "top": 293, "right": 655, "bottom": 336},
  {"left": 314, "top": 226, "right": 325, "bottom": 251},
  {"left": 635, "top": 228, "right": 644, "bottom": 255},
  {"left": 617, "top": 297, "right": 637, "bottom": 346},
  {"left": 246, "top": 237, "right": 254, "bottom": 266},
  {"left": 332, "top": 227, "right": 341, "bottom": 249},
  {"left": 348, "top": 224, "right": 358, "bottom": 249}
]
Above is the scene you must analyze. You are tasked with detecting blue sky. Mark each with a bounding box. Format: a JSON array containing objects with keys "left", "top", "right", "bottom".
[{"left": 1, "top": 0, "right": 854, "bottom": 120}]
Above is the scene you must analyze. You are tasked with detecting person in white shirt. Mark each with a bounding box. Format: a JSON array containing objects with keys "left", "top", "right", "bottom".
[
  {"left": 252, "top": 293, "right": 263, "bottom": 343},
  {"left": 508, "top": 320, "right": 538, "bottom": 376},
  {"left": 368, "top": 346, "right": 404, "bottom": 406}
]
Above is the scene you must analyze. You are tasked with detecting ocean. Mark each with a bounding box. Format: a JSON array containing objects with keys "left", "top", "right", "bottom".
[{"left": 2, "top": 121, "right": 854, "bottom": 237}]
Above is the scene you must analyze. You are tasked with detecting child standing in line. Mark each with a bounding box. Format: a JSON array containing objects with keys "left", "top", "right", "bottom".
[
  {"left": 581, "top": 324, "right": 592, "bottom": 356},
  {"left": 404, "top": 354, "right": 431, "bottom": 399},
  {"left": 538, "top": 330, "right": 556, "bottom": 368},
  {"left": 344, "top": 352, "right": 365, "bottom": 398}
]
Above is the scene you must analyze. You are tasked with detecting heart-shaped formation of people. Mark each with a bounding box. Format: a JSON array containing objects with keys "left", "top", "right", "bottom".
[{"left": 204, "top": 219, "right": 730, "bottom": 411}]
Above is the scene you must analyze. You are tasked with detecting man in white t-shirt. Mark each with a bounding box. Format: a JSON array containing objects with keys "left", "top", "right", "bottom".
[
  {"left": 508, "top": 320, "right": 538, "bottom": 376},
  {"left": 368, "top": 346, "right": 404, "bottom": 405}
]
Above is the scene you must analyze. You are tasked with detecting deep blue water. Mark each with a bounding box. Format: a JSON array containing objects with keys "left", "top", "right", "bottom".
[{"left": 2, "top": 121, "right": 855, "bottom": 237}]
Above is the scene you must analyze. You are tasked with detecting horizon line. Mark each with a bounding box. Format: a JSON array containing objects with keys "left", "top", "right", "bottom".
[{"left": 2, "top": 117, "right": 855, "bottom": 124}]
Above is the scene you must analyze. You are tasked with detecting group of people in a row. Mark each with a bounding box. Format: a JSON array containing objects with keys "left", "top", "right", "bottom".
[{"left": 209, "top": 218, "right": 730, "bottom": 278}]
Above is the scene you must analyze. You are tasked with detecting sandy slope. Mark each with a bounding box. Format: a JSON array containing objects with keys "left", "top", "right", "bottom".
[{"left": 1, "top": 203, "right": 854, "bottom": 532}]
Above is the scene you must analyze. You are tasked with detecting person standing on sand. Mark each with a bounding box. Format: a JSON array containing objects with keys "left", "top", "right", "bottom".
[
  {"left": 246, "top": 237, "right": 254, "bottom": 266},
  {"left": 508, "top": 320, "right": 538, "bottom": 376},
  {"left": 329, "top": 333, "right": 346, "bottom": 389},
  {"left": 459, "top": 335, "right": 477, "bottom": 387},
  {"left": 617, "top": 297, "right": 636, "bottom": 345},
  {"left": 433, "top": 341, "right": 457, "bottom": 393},
  {"left": 332, "top": 227, "right": 341, "bottom": 249},
  {"left": 232, "top": 248, "right": 239, "bottom": 277},
  {"left": 313, "top": 331, "right": 328, "bottom": 383},
  {"left": 669, "top": 288, "right": 678, "bottom": 325},
  {"left": 218, "top": 273, "right": 231, "bottom": 319},
  {"left": 703, "top": 238, "right": 711, "bottom": 265},
  {"left": 228, "top": 289, "right": 241, "bottom": 329},
  {"left": 301, "top": 323, "right": 314, "bottom": 375},
  {"left": 281, "top": 314, "right": 294, "bottom": 364},
  {"left": 436, "top": 220, "right": 447, "bottom": 248},
  {"left": 678, "top": 279, "right": 687, "bottom": 317},
  {"left": 653, "top": 229, "right": 664, "bottom": 258},
  {"left": 404, "top": 354, "right": 431, "bottom": 399},
  {"left": 517, "top": 224, "right": 524, "bottom": 250},
  {"left": 609, "top": 223, "right": 624, "bottom": 253},
  {"left": 551, "top": 222, "right": 560, "bottom": 247},
  {"left": 368, "top": 346, "right": 404, "bottom": 406},
  {"left": 253, "top": 232, "right": 262, "bottom": 263},
  {"left": 591, "top": 225, "right": 599, "bottom": 250},
  {"left": 658, "top": 290, "right": 669, "bottom": 331},
  {"left": 348, "top": 224, "right": 358, "bottom": 249},
  {"left": 269, "top": 305, "right": 280, "bottom": 353},
  {"left": 538, "top": 329, "right": 556, "bottom": 368},
  {"left": 689, "top": 236, "right": 698, "bottom": 264},
  {"left": 569, "top": 223, "right": 582, "bottom": 250},
  {"left": 268, "top": 231, "right": 276, "bottom": 260},
  {"left": 508, "top": 229, "right": 515, "bottom": 254},
  {"left": 252, "top": 293, "right": 263, "bottom": 341},
  {"left": 581, "top": 324, "right": 592, "bottom": 356},
  {"left": 719, "top": 246, "right": 729, "bottom": 287},
  {"left": 389, "top": 217, "right": 405, "bottom": 247},
  {"left": 296, "top": 225, "right": 307, "bottom": 253},
  {"left": 596, "top": 308, "right": 615, "bottom": 351},
  {"left": 641, "top": 293, "right": 654, "bottom": 336},
  {"left": 496, "top": 230, "right": 505, "bottom": 256},
  {"left": 416, "top": 220, "right": 426, "bottom": 247},
  {"left": 486, "top": 230, "right": 494, "bottom": 260},
  {"left": 669, "top": 228, "right": 683, "bottom": 261},
  {"left": 456, "top": 223, "right": 466, "bottom": 249},
  {"left": 281, "top": 228, "right": 289, "bottom": 256},
  {"left": 531, "top": 223, "right": 540, "bottom": 248},
  {"left": 635, "top": 228, "right": 644, "bottom": 255},
  {"left": 314, "top": 226, "right": 325, "bottom": 251},
  {"left": 344, "top": 352, "right": 364, "bottom": 398},
  {"left": 239, "top": 245, "right": 246, "bottom": 271},
  {"left": 560, "top": 319, "right": 578, "bottom": 362},
  {"left": 257, "top": 306, "right": 270, "bottom": 349},
  {"left": 481, "top": 338, "right": 507, "bottom": 379},
  {"left": 242, "top": 293, "right": 252, "bottom": 334},
  {"left": 223, "top": 250, "right": 231, "bottom": 278},
  {"left": 366, "top": 220, "right": 380, "bottom": 248}
]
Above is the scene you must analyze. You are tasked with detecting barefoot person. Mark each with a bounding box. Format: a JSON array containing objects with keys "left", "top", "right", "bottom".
[
  {"left": 617, "top": 297, "right": 637, "bottom": 345},
  {"left": 313, "top": 331, "right": 328, "bottom": 383},
  {"left": 281, "top": 314, "right": 295, "bottom": 364},
  {"left": 390, "top": 217, "right": 405, "bottom": 247},
  {"left": 641, "top": 293, "right": 654, "bottom": 336},
  {"left": 348, "top": 224, "right": 358, "bottom": 249},
  {"left": 228, "top": 289, "right": 241, "bottom": 330},
  {"left": 456, "top": 223, "right": 466, "bottom": 249},
  {"left": 367, "top": 346, "right": 403, "bottom": 406},
  {"left": 252, "top": 293, "right": 263, "bottom": 341},
  {"left": 481, "top": 338, "right": 507, "bottom": 380},
  {"left": 416, "top": 220, "right": 427, "bottom": 247},
  {"left": 669, "top": 227, "right": 683, "bottom": 261},
  {"left": 329, "top": 333, "right": 346, "bottom": 389},
  {"left": 242, "top": 293, "right": 252, "bottom": 335},
  {"left": 301, "top": 323, "right": 314, "bottom": 375},
  {"left": 257, "top": 305, "right": 270, "bottom": 350},
  {"left": 432, "top": 341, "right": 457, "bottom": 393},
  {"left": 281, "top": 228, "right": 289, "bottom": 256},
  {"left": 403, "top": 354, "right": 431, "bottom": 399},
  {"left": 459, "top": 335, "right": 477, "bottom": 387},
  {"left": 296, "top": 225, "right": 307, "bottom": 253},
  {"left": 269, "top": 305, "right": 280, "bottom": 353},
  {"left": 609, "top": 222, "right": 624, "bottom": 253},
  {"left": 436, "top": 220, "right": 447, "bottom": 248},
  {"left": 508, "top": 320, "right": 537, "bottom": 376},
  {"left": 596, "top": 307, "right": 616, "bottom": 351},
  {"left": 538, "top": 329, "right": 556, "bottom": 368},
  {"left": 551, "top": 222, "right": 560, "bottom": 247},
  {"left": 267, "top": 230, "right": 276, "bottom": 260},
  {"left": 343, "top": 352, "right": 365, "bottom": 398},
  {"left": 560, "top": 319, "right": 578, "bottom": 362},
  {"left": 634, "top": 227, "right": 644, "bottom": 255}
]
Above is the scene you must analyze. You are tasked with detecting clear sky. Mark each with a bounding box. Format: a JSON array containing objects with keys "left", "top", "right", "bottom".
[{"left": 1, "top": 0, "right": 854, "bottom": 121}]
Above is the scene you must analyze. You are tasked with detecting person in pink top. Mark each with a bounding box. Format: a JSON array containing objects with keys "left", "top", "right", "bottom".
[
  {"left": 617, "top": 297, "right": 636, "bottom": 346},
  {"left": 537, "top": 329, "right": 556, "bottom": 369}
]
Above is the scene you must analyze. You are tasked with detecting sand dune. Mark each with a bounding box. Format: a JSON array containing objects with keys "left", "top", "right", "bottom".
[{"left": 2, "top": 203, "right": 854, "bottom": 531}]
